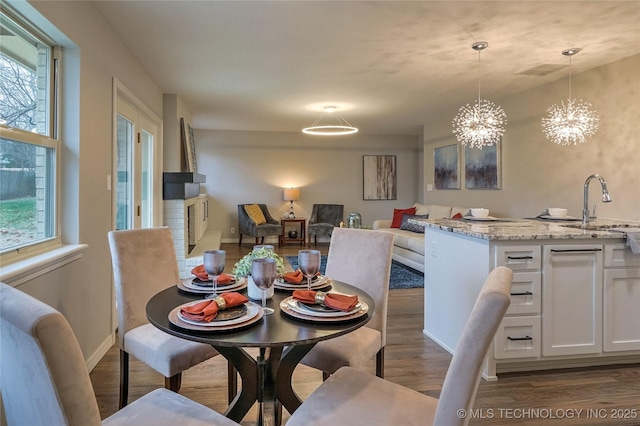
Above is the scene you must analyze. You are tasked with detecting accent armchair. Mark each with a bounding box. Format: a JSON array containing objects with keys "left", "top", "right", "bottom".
[
  {"left": 237, "top": 203, "right": 283, "bottom": 246},
  {"left": 307, "top": 204, "right": 344, "bottom": 246}
]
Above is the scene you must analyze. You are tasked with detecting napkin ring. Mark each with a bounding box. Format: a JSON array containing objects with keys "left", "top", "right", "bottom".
[
  {"left": 315, "top": 291, "right": 326, "bottom": 304},
  {"left": 213, "top": 296, "right": 227, "bottom": 310}
]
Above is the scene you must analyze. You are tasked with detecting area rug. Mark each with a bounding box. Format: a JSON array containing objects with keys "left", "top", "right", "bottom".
[{"left": 285, "top": 256, "right": 424, "bottom": 289}]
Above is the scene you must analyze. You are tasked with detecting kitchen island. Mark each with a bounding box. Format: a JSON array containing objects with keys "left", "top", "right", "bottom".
[{"left": 421, "top": 217, "right": 640, "bottom": 380}]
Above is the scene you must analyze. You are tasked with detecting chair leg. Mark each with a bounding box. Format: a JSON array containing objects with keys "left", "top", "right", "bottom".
[
  {"left": 119, "top": 349, "right": 129, "bottom": 409},
  {"left": 322, "top": 371, "right": 330, "bottom": 381},
  {"left": 238, "top": 234, "right": 243, "bottom": 246},
  {"left": 165, "top": 373, "right": 182, "bottom": 392},
  {"left": 376, "top": 347, "right": 385, "bottom": 378},
  {"left": 228, "top": 361, "right": 237, "bottom": 404}
]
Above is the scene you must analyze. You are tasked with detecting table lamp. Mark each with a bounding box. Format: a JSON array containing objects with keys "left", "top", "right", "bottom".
[{"left": 284, "top": 188, "right": 300, "bottom": 218}]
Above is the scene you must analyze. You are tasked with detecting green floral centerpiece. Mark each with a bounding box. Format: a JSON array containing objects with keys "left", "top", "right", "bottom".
[{"left": 233, "top": 247, "right": 285, "bottom": 278}]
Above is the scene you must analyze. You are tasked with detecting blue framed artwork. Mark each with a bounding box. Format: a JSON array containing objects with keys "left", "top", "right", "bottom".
[
  {"left": 464, "top": 139, "right": 501, "bottom": 189},
  {"left": 434, "top": 144, "right": 460, "bottom": 189}
]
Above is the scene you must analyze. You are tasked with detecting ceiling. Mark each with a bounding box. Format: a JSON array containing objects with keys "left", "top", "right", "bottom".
[{"left": 93, "top": 1, "right": 640, "bottom": 136}]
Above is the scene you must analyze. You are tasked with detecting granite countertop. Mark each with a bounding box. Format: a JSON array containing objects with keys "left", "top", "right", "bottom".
[{"left": 416, "top": 217, "right": 640, "bottom": 241}]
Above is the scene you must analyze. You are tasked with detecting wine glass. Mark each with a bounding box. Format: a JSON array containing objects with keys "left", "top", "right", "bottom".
[
  {"left": 251, "top": 258, "right": 277, "bottom": 314},
  {"left": 298, "top": 249, "right": 321, "bottom": 290},
  {"left": 203, "top": 249, "right": 226, "bottom": 299}
]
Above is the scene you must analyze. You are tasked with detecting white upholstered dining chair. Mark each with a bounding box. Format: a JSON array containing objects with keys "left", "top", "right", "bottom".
[
  {"left": 288, "top": 266, "right": 513, "bottom": 426},
  {"left": 108, "top": 227, "right": 222, "bottom": 408},
  {"left": 299, "top": 227, "right": 394, "bottom": 378},
  {"left": 0, "top": 282, "right": 238, "bottom": 426}
]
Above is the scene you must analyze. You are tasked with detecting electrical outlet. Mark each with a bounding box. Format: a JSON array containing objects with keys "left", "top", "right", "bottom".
[{"left": 230, "top": 227, "right": 235, "bottom": 234}]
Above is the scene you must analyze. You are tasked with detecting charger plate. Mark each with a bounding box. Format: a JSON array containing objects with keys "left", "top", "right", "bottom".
[
  {"left": 178, "top": 277, "right": 247, "bottom": 294},
  {"left": 169, "top": 301, "right": 263, "bottom": 331},
  {"left": 280, "top": 296, "right": 368, "bottom": 322},
  {"left": 275, "top": 275, "right": 332, "bottom": 291}
]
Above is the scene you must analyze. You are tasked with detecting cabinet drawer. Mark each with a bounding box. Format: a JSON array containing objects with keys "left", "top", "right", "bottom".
[
  {"left": 605, "top": 243, "right": 640, "bottom": 268},
  {"left": 506, "top": 272, "right": 541, "bottom": 315},
  {"left": 495, "top": 245, "right": 541, "bottom": 271},
  {"left": 494, "top": 316, "right": 541, "bottom": 359}
]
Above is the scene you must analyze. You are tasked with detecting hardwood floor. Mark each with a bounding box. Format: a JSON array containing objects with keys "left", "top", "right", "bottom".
[{"left": 90, "top": 242, "right": 640, "bottom": 425}]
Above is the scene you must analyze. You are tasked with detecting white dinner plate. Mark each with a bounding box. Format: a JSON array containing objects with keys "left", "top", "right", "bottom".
[
  {"left": 287, "top": 298, "right": 363, "bottom": 317},
  {"left": 170, "top": 301, "right": 261, "bottom": 328},
  {"left": 274, "top": 275, "right": 332, "bottom": 291},
  {"left": 178, "top": 277, "right": 246, "bottom": 294},
  {"left": 280, "top": 296, "right": 369, "bottom": 323}
]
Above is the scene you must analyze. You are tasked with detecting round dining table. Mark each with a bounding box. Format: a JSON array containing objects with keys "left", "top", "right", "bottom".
[{"left": 146, "top": 280, "right": 375, "bottom": 426}]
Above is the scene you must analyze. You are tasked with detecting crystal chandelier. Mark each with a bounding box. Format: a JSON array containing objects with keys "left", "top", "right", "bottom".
[
  {"left": 452, "top": 42, "right": 507, "bottom": 149},
  {"left": 542, "top": 48, "right": 599, "bottom": 145}
]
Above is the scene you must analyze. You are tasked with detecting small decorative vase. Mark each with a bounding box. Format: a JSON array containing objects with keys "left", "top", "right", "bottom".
[
  {"left": 245, "top": 275, "right": 275, "bottom": 301},
  {"left": 288, "top": 230, "right": 298, "bottom": 238}
]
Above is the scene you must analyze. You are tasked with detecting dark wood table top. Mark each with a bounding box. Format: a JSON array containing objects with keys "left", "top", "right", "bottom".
[{"left": 146, "top": 280, "right": 375, "bottom": 348}]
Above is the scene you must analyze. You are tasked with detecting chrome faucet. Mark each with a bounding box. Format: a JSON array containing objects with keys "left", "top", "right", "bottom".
[{"left": 582, "top": 174, "right": 612, "bottom": 226}]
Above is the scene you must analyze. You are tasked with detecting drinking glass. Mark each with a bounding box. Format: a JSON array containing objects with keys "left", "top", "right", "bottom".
[
  {"left": 203, "top": 249, "right": 226, "bottom": 299},
  {"left": 298, "top": 249, "right": 321, "bottom": 290},
  {"left": 251, "top": 258, "right": 277, "bottom": 314}
]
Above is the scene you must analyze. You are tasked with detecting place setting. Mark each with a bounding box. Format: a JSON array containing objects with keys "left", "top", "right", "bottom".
[
  {"left": 280, "top": 289, "right": 369, "bottom": 323},
  {"left": 463, "top": 208, "right": 499, "bottom": 221},
  {"left": 177, "top": 250, "right": 248, "bottom": 295},
  {"left": 534, "top": 208, "right": 580, "bottom": 221},
  {"left": 275, "top": 249, "right": 333, "bottom": 291}
]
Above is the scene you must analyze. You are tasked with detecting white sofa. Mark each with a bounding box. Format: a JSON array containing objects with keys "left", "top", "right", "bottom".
[{"left": 372, "top": 203, "right": 468, "bottom": 273}]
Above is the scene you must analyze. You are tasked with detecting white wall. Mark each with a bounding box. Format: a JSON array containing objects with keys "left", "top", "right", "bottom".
[
  {"left": 422, "top": 55, "right": 640, "bottom": 221},
  {"left": 8, "top": 1, "right": 164, "bottom": 365},
  {"left": 194, "top": 130, "right": 421, "bottom": 243}
]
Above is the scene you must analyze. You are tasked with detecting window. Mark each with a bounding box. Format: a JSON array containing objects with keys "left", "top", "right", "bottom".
[{"left": 0, "top": 8, "right": 59, "bottom": 258}]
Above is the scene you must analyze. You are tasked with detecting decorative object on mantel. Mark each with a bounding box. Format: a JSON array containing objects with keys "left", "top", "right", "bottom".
[
  {"left": 302, "top": 106, "right": 358, "bottom": 136},
  {"left": 542, "top": 48, "right": 599, "bottom": 146},
  {"left": 284, "top": 187, "right": 300, "bottom": 218},
  {"left": 452, "top": 42, "right": 507, "bottom": 150},
  {"left": 233, "top": 247, "right": 285, "bottom": 300},
  {"left": 179, "top": 118, "right": 198, "bottom": 172}
]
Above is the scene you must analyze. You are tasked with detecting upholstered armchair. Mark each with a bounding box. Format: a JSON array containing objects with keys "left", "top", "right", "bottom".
[
  {"left": 307, "top": 204, "right": 344, "bottom": 246},
  {"left": 237, "top": 203, "right": 283, "bottom": 246}
]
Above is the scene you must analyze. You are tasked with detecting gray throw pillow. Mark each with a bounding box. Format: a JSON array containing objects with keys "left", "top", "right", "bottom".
[{"left": 399, "top": 214, "right": 429, "bottom": 233}]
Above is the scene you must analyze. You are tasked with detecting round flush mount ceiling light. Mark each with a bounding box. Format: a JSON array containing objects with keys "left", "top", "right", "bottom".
[
  {"left": 302, "top": 106, "right": 358, "bottom": 136},
  {"left": 452, "top": 42, "right": 507, "bottom": 149},
  {"left": 541, "top": 48, "right": 599, "bottom": 145}
]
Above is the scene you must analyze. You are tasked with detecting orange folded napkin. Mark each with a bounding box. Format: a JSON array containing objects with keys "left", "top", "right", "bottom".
[
  {"left": 191, "top": 265, "right": 234, "bottom": 284},
  {"left": 292, "top": 290, "right": 359, "bottom": 312},
  {"left": 283, "top": 269, "right": 304, "bottom": 284},
  {"left": 180, "top": 292, "right": 248, "bottom": 322}
]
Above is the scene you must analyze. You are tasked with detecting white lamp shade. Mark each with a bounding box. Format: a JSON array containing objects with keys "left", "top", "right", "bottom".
[{"left": 284, "top": 188, "right": 300, "bottom": 201}]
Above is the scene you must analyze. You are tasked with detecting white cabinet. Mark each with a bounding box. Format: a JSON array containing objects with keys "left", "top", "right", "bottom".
[
  {"left": 542, "top": 245, "right": 603, "bottom": 356},
  {"left": 603, "top": 243, "right": 640, "bottom": 352}
]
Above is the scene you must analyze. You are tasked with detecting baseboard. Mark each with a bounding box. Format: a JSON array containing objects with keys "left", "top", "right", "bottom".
[{"left": 87, "top": 332, "right": 115, "bottom": 372}]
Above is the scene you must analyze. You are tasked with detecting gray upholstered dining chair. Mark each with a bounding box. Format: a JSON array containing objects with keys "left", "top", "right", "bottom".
[
  {"left": 108, "top": 227, "right": 223, "bottom": 408},
  {"left": 288, "top": 266, "right": 513, "bottom": 426},
  {"left": 307, "top": 203, "right": 344, "bottom": 245},
  {"left": 300, "top": 227, "right": 394, "bottom": 379},
  {"left": 0, "top": 282, "right": 238, "bottom": 426},
  {"left": 237, "top": 203, "right": 283, "bottom": 246}
]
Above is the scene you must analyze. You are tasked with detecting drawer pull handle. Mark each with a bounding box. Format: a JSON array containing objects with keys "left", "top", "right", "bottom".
[
  {"left": 506, "top": 256, "right": 533, "bottom": 260},
  {"left": 507, "top": 336, "right": 533, "bottom": 341},
  {"left": 550, "top": 248, "right": 602, "bottom": 253},
  {"left": 510, "top": 291, "right": 533, "bottom": 296}
]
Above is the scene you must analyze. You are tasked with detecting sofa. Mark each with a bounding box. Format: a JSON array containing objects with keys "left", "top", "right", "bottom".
[{"left": 372, "top": 203, "right": 468, "bottom": 273}]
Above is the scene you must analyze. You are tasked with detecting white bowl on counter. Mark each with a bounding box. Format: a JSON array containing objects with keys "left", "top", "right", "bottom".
[
  {"left": 548, "top": 208, "right": 568, "bottom": 218},
  {"left": 470, "top": 208, "right": 490, "bottom": 218}
]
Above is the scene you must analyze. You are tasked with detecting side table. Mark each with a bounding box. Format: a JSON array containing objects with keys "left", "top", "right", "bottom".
[{"left": 279, "top": 218, "right": 306, "bottom": 247}]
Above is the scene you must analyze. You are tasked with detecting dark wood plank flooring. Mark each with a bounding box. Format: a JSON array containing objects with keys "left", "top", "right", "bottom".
[{"left": 90, "top": 242, "right": 640, "bottom": 425}]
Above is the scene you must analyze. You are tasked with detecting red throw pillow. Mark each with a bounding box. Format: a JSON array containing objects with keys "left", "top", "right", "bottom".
[{"left": 391, "top": 207, "right": 416, "bottom": 228}]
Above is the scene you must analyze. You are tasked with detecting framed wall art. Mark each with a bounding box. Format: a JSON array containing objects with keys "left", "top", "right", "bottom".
[
  {"left": 434, "top": 144, "right": 460, "bottom": 189},
  {"left": 464, "top": 138, "right": 501, "bottom": 189},
  {"left": 180, "top": 118, "right": 195, "bottom": 172},
  {"left": 363, "top": 155, "right": 397, "bottom": 200}
]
